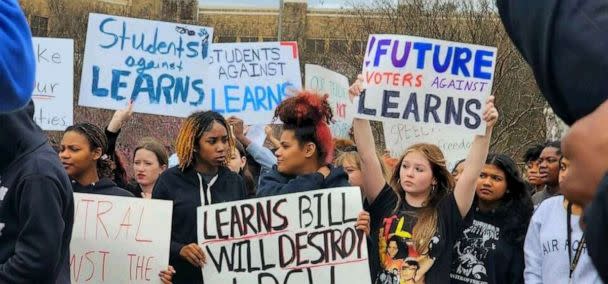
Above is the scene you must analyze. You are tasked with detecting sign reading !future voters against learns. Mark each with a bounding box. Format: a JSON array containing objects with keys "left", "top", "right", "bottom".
[
  {"left": 78, "top": 13, "right": 213, "bottom": 117},
  {"left": 356, "top": 34, "right": 497, "bottom": 135}
]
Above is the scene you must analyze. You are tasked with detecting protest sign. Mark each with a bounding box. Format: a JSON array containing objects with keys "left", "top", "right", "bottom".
[
  {"left": 305, "top": 64, "right": 352, "bottom": 138},
  {"left": 70, "top": 193, "right": 172, "bottom": 284},
  {"left": 198, "top": 187, "right": 370, "bottom": 284},
  {"left": 356, "top": 34, "right": 497, "bottom": 135},
  {"left": 383, "top": 121, "right": 473, "bottom": 170},
  {"left": 31, "top": 37, "right": 74, "bottom": 131},
  {"left": 246, "top": 124, "right": 267, "bottom": 146},
  {"left": 204, "top": 42, "right": 302, "bottom": 124},
  {"left": 78, "top": 13, "right": 213, "bottom": 117}
]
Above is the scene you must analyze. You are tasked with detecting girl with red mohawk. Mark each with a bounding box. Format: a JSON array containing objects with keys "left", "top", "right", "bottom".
[{"left": 256, "top": 91, "right": 350, "bottom": 197}]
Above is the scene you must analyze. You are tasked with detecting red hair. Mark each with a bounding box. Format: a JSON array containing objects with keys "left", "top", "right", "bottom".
[{"left": 274, "top": 91, "right": 335, "bottom": 164}]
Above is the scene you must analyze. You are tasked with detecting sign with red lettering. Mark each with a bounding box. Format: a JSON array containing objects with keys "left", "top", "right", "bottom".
[
  {"left": 305, "top": 64, "right": 352, "bottom": 139},
  {"left": 356, "top": 34, "right": 497, "bottom": 135},
  {"left": 70, "top": 193, "right": 172, "bottom": 283},
  {"left": 198, "top": 187, "right": 370, "bottom": 283}
]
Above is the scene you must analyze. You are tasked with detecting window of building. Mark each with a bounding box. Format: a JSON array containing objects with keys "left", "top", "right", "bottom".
[
  {"left": 218, "top": 36, "right": 237, "bottom": 43},
  {"left": 263, "top": 37, "right": 277, "bottom": 42},
  {"left": 239, "top": 36, "right": 259, "bottom": 42},
  {"left": 179, "top": 0, "right": 196, "bottom": 20},
  {"left": 351, "top": 41, "right": 366, "bottom": 55},
  {"left": 330, "top": 40, "right": 348, "bottom": 52},
  {"left": 161, "top": 0, "right": 178, "bottom": 19},
  {"left": 100, "top": 0, "right": 130, "bottom": 5},
  {"left": 306, "top": 39, "right": 326, "bottom": 53},
  {"left": 30, "top": 16, "right": 48, "bottom": 37}
]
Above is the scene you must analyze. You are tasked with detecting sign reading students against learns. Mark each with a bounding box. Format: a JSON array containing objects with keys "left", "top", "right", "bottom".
[
  {"left": 357, "top": 34, "right": 497, "bottom": 135},
  {"left": 32, "top": 37, "right": 74, "bottom": 131},
  {"left": 70, "top": 193, "right": 172, "bottom": 284},
  {"left": 305, "top": 64, "right": 352, "bottom": 138},
  {"left": 79, "top": 13, "right": 213, "bottom": 117},
  {"left": 198, "top": 187, "right": 370, "bottom": 284},
  {"left": 204, "top": 42, "right": 301, "bottom": 124}
]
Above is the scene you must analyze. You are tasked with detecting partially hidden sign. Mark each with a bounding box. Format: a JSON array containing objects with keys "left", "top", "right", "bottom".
[
  {"left": 356, "top": 34, "right": 497, "bottom": 135},
  {"left": 70, "top": 193, "right": 172, "bottom": 284},
  {"left": 204, "top": 42, "right": 302, "bottom": 124},
  {"left": 383, "top": 121, "right": 473, "bottom": 171},
  {"left": 79, "top": 13, "right": 213, "bottom": 117},
  {"left": 305, "top": 64, "right": 352, "bottom": 139},
  {"left": 32, "top": 37, "right": 74, "bottom": 131},
  {"left": 198, "top": 187, "right": 370, "bottom": 283}
]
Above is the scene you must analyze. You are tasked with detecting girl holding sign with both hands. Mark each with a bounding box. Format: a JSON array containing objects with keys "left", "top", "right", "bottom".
[{"left": 351, "top": 74, "right": 499, "bottom": 283}]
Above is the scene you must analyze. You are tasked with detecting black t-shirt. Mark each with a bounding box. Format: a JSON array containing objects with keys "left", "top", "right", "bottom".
[
  {"left": 450, "top": 209, "right": 524, "bottom": 284},
  {"left": 368, "top": 185, "right": 470, "bottom": 284}
]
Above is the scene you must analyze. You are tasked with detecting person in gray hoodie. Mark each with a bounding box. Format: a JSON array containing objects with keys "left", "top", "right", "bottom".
[{"left": 0, "top": 101, "right": 74, "bottom": 283}]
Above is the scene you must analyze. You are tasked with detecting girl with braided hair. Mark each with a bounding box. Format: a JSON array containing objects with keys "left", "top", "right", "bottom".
[
  {"left": 152, "top": 110, "right": 247, "bottom": 284},
  {"left": 256, "top": 91, "right": 349, "bottom": 197},
  {"left": 59, "top": 122, "right": 133, "bottom": 197}
]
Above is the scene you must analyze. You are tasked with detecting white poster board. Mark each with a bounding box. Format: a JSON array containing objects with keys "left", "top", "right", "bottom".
[
  {"left": 70, "top": 193, "right": 172, "bottom": 283},
  {"left": 198, "top": 187, "right": 370, "bottom": 283},
  {"left": 31, "top": 37, "right": 74, "bottom": 131},
  {"left": 79, "top": 13, "right": 213, "bottom": 117},
  {"left": 383, "top": 121, "right": 473, "bottom": 170},
  {"left": 355, "top": 34, "right": 497, "bottom": 136},
  {"left": 305, "top": 64, "right": 352, "bottom": 139},
  {"left": 204, "top": 42, "right": 302, "bottom": 124}
]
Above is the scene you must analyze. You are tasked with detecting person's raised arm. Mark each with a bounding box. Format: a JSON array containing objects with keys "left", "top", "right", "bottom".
[
  {"left": 350, "top": 75, "right": 387, "bottom": 203},
  {"left": 265, "top": 126, "right": 281, "bottom": 149},
  {"left": 453, "top": 96, "right": 498, "bottom": 217}
]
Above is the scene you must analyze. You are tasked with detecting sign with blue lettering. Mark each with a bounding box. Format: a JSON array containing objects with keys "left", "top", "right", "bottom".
[
  {"left": 32, "top": 37, "right": 74, "bottom": 131},
  {"left": 203, "top": 42, "right": 301, "bottom": 124},
  {"left": 78, "top": 13, "right": 213, "bottom": 117},
  {"left": 356, "top": 34, "right": 497, "bottom": 135}
]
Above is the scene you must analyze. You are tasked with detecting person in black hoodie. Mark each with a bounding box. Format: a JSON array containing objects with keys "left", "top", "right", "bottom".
[
  {"left": 0, "top": 101, "right": 74, "bottom": 283},
  {"left": 496, "top": 1, "right": 608, "bottom": 278},
  {"left": 256, "top": 91, "right": 349, "bottom": 197},
  {"left": 59, "top": 122, "right": 134, "bottom": 197},
  {"left": 450, "top": 154, "right": 533, "bottom": 284},
  {"left": 152, "top": 110, "right": 248, "bottom": 284}
]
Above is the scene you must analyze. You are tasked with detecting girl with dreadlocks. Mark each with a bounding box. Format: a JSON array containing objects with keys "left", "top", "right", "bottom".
[
  {"left": 59, "top": 123, "right": 133, "bottom": 197},
  {"left": 256, "top": 91, "right": 349, "bottom": 197},
  {"left": 152, "top": 110, "right": 247, "bottom": 284}
]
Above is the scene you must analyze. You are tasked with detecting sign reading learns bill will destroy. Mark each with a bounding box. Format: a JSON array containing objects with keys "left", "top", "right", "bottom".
[
  {"left": 198, "top": 187, "right": 370, "bottom": 284},
  {"left": 356, "top": 34, "right": 497, "bottom": 136}
]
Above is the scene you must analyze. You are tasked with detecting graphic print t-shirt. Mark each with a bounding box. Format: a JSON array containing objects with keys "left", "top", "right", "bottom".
[
  {"left": 450, "top": 210, "right": 525, "bottom": 284},
  {"left": 368, "top": 185, "right": 470, "bottom": 284}
]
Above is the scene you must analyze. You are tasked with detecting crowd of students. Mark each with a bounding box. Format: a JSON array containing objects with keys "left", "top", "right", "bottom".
[{"left": 1, "top": 0, "right": 608, "bottom": 283}]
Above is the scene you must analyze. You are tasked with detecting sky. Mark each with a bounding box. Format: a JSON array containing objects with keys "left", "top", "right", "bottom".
[{"left": 198, "top": 0, "right": 362, "bottom": 9}]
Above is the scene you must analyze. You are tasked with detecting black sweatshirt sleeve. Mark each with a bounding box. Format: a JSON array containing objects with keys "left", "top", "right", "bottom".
[
  {"left": 105, "top": 127, "right": 120, "bottom": 160},
  {"left": 256, "top": 168, "right": 324, "bottom": 197},
  {"left": 0, "top": 176, "right": 68, "bottom": 282},
  {"left": 151, "top": 176, "right": 186, "bottom": 262},
  {"left": 496, "top": 0, "right": 608, "bottom": 125},
  {"left": 585, "top": 173, "right": 608, "bottom": 282}
]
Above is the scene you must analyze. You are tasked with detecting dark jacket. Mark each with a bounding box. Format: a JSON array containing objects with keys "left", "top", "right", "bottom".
[
  {"left": 585, "top": 173, "right": 608, "bottom": 281},
  {"left": 496, "top": 0, "right": 608, "bottom": 125},
  {"left": 0, "top": 101, "right": 74, "bottom": 283},
  {"left": 152, "top": 165, "right": 247, "bottom": 284},
  {"left": 71, "top": 177, "right": 134, "bottom": 197},
  {"left": 256, "top": 164, "right": 350, "bottom": 197}
]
